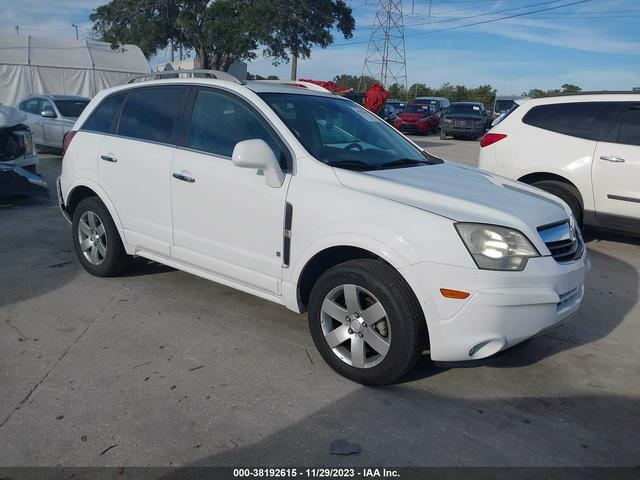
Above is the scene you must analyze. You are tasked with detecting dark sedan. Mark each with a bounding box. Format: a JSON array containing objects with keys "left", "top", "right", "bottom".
[{"left": 440, "top": 102, "right": 489, "bottom": 140}]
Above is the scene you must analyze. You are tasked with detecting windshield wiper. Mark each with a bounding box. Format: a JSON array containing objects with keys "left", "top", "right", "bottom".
[
  {"left": 378, "top": 158, "right": 433, "bottom": 169},
  {"left": 325, "top": 159, "right": 378, "bottom": 171}
]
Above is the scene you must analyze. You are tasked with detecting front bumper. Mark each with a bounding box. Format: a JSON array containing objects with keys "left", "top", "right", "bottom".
[
  {"left": 0, "top": 163, "right": 48, "bottom": 198},
  {"left": 442, "top": 122, "right": 484, "bottom": 136},
  {"left": 398, "top": 122, "right": 430, "bottom": 134},
  {"left": 400, "top": 251, "right": 589, "bottom": 363}
]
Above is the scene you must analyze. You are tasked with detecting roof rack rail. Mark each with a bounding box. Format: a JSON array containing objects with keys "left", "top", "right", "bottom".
[{"left": 128, "top": 69, "right": 245, "bottom": 85}]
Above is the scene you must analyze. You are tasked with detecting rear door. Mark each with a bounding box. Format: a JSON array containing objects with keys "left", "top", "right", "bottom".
[
  {"left": 97, "top": 85, "right": 188, "bottom": 257},
  {"left": 592, "top": 102, "right": 640, "bottom": 222}
]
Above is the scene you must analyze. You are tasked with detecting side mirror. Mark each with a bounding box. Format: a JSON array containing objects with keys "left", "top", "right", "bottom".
[
  {"left": 232, "top": 139, "right": 285, "bottom": 188},
  {"left": 41, "top": 110, "right": 55, "bottom": 118}
]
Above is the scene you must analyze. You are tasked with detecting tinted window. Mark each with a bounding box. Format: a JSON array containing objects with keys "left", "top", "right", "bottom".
[
  {"left": 118, "top": 87, "right": 186, "bottom": 143},
  {"left": 83, "top": 93, "right": 127, "bottom": 133},
  {"left": 41, "top": 99, "right": 55, "bottom": 115},
  {"left": 404, "top": 105, "right": 426, "bottom": 114},
  {"left": 617, "top": 106, "right": 640, "bottom": 146},
  {"left": 188, "top": 89, "right": 286, "bottom": 166},
  {"left": 55, "top": 100, "right": 89, "bottom": 118},
  {"left": 494, "top": 99, "right": 515, "bottom": 113},
  {"left": 522, "top": 102, "right": 621, "bottom": 141}
]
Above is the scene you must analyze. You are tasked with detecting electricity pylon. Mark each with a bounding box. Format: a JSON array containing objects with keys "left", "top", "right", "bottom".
[{"left": 358, "top": 0, "right": 408, "bottom": 93}]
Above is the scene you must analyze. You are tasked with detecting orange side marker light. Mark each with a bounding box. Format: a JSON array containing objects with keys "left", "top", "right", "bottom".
[{"left": 440, "top": 288, "right": 470, "bottom": 300}]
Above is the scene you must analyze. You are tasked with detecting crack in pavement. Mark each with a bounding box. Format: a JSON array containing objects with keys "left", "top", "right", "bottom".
[{"left": 0, "top": 281, "right": 130, "bottom": 431}]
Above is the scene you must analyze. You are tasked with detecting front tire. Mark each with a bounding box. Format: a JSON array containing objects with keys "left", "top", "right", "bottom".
[
  {"left": 531, "top": 180, "right": 583, "bottom": 229},
  {"left": 308, "top": 259, "right": 427, "bottom": 386},
  {"left": 72, "top": 197, "right": 132, "bottom": 277}
]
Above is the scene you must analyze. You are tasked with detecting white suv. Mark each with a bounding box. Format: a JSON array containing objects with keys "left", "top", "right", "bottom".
[
  {"left": 58, "top": 71, "right": 588, "bottom": 385},
  {"left": 479, "top": 93, "right": 640, "bottom": 235}
]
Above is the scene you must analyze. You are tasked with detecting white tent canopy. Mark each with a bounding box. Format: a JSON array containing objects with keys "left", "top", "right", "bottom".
[{"left": 0, "top": 35, "right": 151, "bottom": 106}]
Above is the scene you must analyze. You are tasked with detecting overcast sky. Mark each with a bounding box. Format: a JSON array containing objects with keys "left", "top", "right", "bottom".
[{"left": 1, "top": 0, "right": 639, "bottom": 94}]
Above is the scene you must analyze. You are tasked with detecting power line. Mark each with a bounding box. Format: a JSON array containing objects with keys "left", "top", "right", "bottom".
[{"left": 332, "top": 0, "right": 594, "bottom": 46}]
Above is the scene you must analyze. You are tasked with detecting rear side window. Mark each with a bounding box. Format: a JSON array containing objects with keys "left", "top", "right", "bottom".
[
  {"left": 522, "top": 102, "right": 621, "bottom": 141},
  {"left": 118, "top": 87, "right": 186, "bottom": 144},
  {"left": 617, "top": 105, "right": 640, "bottom": 146},
  {"left": 83, "top": 93, "right": 127, "bottom": 133},
  {"left": 187, "top": 89, "right": 287, "bottom": 167}
]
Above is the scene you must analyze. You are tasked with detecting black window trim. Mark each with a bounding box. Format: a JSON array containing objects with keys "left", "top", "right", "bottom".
[
  {"left": 81, "top": 91, "right": 129, "bottom": 137},
  {"left": 609, "top": 102, "right": 640, "bottom": 147},
  {"left": 177, "top": 85, "right": 294, "bottom": 173}
]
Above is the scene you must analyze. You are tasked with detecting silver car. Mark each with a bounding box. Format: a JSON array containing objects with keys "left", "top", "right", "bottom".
[{"left": 18, "top": 95, "right": 90, "bottom": 150}]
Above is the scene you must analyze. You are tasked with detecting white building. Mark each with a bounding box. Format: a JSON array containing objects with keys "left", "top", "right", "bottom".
[{"left": 0, "top": 35, "right": 151, "bottom": 106}]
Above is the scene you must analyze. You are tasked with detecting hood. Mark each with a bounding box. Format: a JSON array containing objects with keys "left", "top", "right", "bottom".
[
  {"left": 333, "top": 162, "right": 569, "bottom": 231},
  {"left": 399, "top": 113, "right": 426, "bottom": 121},
  {"left": 0, "top": 106, "right": 27, "bottom": 128}
]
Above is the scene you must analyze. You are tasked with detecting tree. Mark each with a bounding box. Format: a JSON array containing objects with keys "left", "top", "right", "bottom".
[
  {"left": 332, "top": 74, "right": 377, "bottom": 90},
  {"left": 91, "top": 0, "right": 355, "bottom": 72},
  {"left": 561, "top": 83, "right": 582, "bottom": 93},
  {"left": 254, "top": 0, "right": 355, "bottom": 65}
]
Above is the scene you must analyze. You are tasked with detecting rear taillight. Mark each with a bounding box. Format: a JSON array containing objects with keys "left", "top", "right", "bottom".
[
  {"left": 480, "top": 133, "right": 507, "bottom": 148},
  {"left": 63, "top": 131, "right": 77, "bottom": 156}
]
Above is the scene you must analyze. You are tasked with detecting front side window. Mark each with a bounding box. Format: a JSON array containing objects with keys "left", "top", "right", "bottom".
[
  {"left": 82, "top": 93, "right": 127, "bottom": 134},
  {"left": 41, "top": 100, "right": 56, "bottom": 116},
  {"left": 617, "top": 105, "right": 640, "bottom": 146},
  {"left": 55, "top": 100, "right": 90, "bottom": 118},
  {"left": 20, "top": 98, "right": 42, "bottom": 114},
  {"left": 259, "top": 93, "right": 441, "bottom": 171},
  {"left": 188, "top": 89, "right": 286, "bottom": 166},
  {"left": 522, "top": 102, "right": 622, "bottom": 141},
  {"left": 118, "top": 87, "right": 186, "bottom": 143}
]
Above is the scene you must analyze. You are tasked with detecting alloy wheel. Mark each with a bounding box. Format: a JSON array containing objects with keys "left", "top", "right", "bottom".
[{"left": 78, "top": 210, "right": 107, "bottom": 265}]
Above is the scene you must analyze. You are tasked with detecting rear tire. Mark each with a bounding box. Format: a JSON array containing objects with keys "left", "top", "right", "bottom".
[
  {"left": 308, "top": 259, "right": 427, "bottom": 386},
  {"left": 72, "top": 197, "right": 133, "bottom": 277},
  {"left": 531, "top": 180, "right": 583, "bottom": 229}
]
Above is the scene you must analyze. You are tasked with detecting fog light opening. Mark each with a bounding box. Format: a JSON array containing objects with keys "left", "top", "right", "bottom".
[{"left": 468, "top": 339, "right": 505, "bottom": 358}]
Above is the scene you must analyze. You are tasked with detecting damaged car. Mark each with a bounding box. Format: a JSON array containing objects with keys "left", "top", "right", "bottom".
[{"left": 0, "top": 105, "right": 48, "bottom": 197}]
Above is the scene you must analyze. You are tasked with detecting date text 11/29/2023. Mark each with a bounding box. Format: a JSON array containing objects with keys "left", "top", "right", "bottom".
[{"left": 233, "top": 468, "right": 400, "bottom": 478}]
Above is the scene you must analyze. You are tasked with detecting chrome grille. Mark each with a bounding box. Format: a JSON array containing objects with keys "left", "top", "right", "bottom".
[{"left": 537, "top": 220, "right": 583, "bottom": 263}]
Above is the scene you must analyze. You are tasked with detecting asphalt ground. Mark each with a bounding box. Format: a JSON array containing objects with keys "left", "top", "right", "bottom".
[{"left": 0, "top": 137, "right": 638, "bottom": 468}]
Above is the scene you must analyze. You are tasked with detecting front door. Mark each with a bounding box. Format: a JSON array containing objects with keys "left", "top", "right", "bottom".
[
  {"left": 170, "top": 88, "right": 291, "bottom": 295},
  {"left": 40, "top": 99, "right": 63, "bottom": 148},
  {"left": 592, "top": 103, "right": 640, "bottom": 223},
  {"left": 97, "top": 85, "right": 188, "bottom": 257}
]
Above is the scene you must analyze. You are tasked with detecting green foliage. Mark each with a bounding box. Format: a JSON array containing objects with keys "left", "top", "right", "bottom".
[
  {"left": 91, "top": 0, "right": 355, "bottom": 71},
  {"left": 246, "top": 72, "right": 279, "bottom": 80},
  {"left": 561, "top": 83, "right": 582, "bottom": 93},
  {"left": 332, "top": 74, "right": 378, "bottom": 90}
]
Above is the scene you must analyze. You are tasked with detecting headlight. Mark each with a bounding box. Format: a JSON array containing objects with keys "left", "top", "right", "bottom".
[
  {"left": 455, "top": 223, "right": 539, "bottom": 271},
  {"left": 474, "top": 120, "right": 481, "bottom": 125},
  {"left": 418, "top": 117, "right": 429, "bottom": 123},
  {"left": 444, "top": 118, "right": 452, "bottom": 123}
]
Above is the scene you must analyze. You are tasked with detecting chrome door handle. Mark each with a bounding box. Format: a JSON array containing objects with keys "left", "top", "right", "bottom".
[
  {"left": 100, "top": 154, "right": 117, "bottom": 163},
  {"left": 600, "top": 155, "right": 625, "bottom": 163},
  {"left": 172, "top": 172, "right": 196, "bottom": 183}
]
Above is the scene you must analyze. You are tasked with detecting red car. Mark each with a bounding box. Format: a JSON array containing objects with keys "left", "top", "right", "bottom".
[{"left": 395, "top": 104, "right": 439, "bottom": 135}]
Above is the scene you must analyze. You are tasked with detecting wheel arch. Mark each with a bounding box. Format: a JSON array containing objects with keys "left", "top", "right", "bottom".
[
  {"left": 517, "top": 172, "right": 584, "bottom": 208},
  {"left": 65, "top": 181, "right": 130, "bottom": 253}
]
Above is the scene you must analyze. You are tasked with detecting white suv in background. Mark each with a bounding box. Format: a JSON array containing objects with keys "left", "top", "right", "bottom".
[
  {"left": 479, "top": 93, "right": 640, "bottom": 235},
  {"left": 58, "top": 71, "right": 588, "bottom": 385}
]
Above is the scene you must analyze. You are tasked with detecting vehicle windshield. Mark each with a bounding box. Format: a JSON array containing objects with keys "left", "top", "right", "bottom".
[
  {"left": 54, "top": 100, "right": 89, "bottom": 118},
  {"left": 403, "top": 105, "right": 426, "bottom": 114},
  {"left": 447, "top": 104, "right": 482, "bottom": 116},
  {"left": 494, "top": 99, "right": 516, "bottom": 114},
  {"left": 259, "top": 93, "right": 442, "bottom": 171}
]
